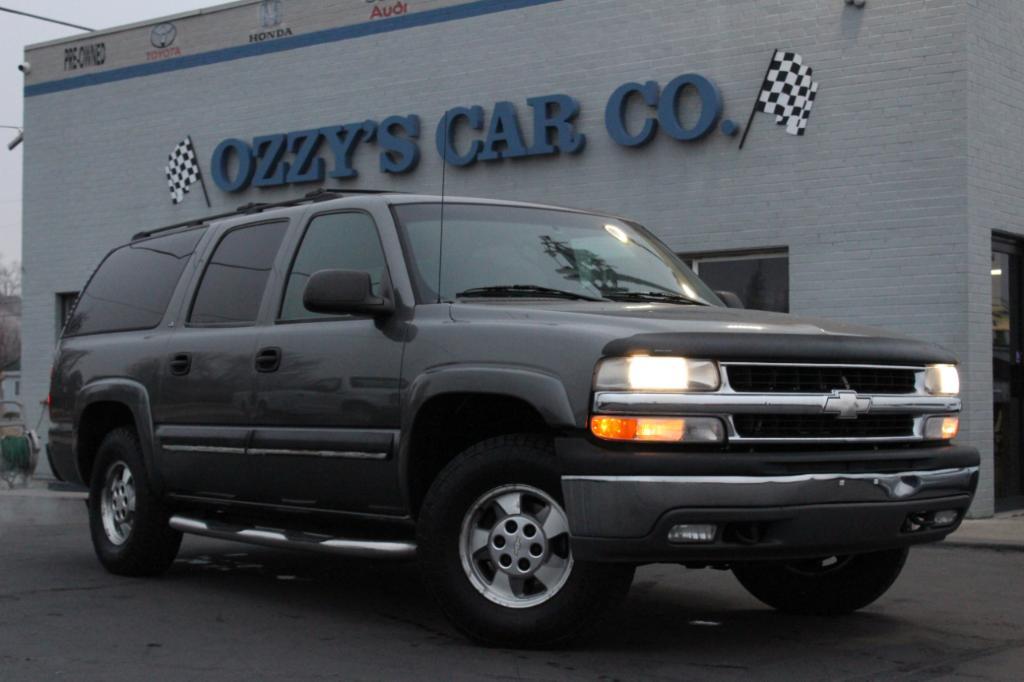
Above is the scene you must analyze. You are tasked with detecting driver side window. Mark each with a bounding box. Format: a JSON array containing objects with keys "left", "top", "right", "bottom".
[{"left": 279, "top": 212, "right": 388, "bottom": 321}]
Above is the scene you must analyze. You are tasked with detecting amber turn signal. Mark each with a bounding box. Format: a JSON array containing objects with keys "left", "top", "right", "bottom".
[
  {"left": 924, "top": 415, "right": 959, "bottom": 440},
  {"left": 590, "top": 415, "right": 724, "bottom": 443}
]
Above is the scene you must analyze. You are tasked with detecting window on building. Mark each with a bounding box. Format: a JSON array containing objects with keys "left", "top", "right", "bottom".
[
  {"left": 56, "top": 292, "right": 78, "bottom": 338},
  {"left": 189, "top": 221, "right": 288, "bottom": 326},
  {"left": 13, "top": 380, "right": 19, "bottom": 396},
  {"left": 681, "top": 249, "right": 790, "bottom": 313},
  {"left": 64, "top": 228, "right": 204, "bottom": 336},
  {"left": 279, "top": 212, "right": 387, "bottom": 321}
]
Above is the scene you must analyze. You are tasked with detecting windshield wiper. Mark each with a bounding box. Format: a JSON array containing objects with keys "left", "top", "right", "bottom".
[
  {"left": 604, "top": 291, "right": 709, "bottom": 306},
  {"left": 455, "top": 285, "right": 606, "bottom": 302}
]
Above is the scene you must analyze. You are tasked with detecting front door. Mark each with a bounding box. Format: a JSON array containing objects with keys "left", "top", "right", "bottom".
[
  {"left": 252, "top": 210, "right": 406, "bottom": 514},
  {"left": 993, "top": 236, "right": 1024, "bottom": 510}
]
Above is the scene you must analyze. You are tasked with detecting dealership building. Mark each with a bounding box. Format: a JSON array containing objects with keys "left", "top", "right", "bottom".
[{"left": 17, "top": 0, "right": 1024, "bottom": 515}]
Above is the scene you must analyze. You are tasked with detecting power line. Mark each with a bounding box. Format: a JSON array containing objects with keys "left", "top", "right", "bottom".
[{"left": 0, "top": 6, "right": 92, "bottom": 32}]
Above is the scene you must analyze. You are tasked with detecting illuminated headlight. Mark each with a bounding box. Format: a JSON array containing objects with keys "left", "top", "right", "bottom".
[
  {"left": 595, "top": 356, "right": 720, "bottom": 392},
  {"left": 924, "top": 364, "right": 960, "bottom": 396}
]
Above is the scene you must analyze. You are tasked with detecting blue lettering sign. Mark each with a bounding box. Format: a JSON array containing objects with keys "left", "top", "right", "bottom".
[
  {"left": 478, "top": 102, "right": 529, "bottom": 162},
  {"left": 657, "top": 74, "right": 721, "bottom": 141},
  {"left": 211, "top": 138, "right": 255, "bottom": 192},
  {"left": 605, "top": 81, "right": 660, "bottom": 147},
  {"left": 378, "top": 115, "right": 421, "bottom": 174},
  {"left": 436, "top": 106, "right": 485, "bottom": 167},
  {"left": 286, "top": 128, "right": 325, "bottom": 184},
  {"left": 251, "top": 133, "right": 289, "bottom": 187},
  {"left": 320, "top": 121, "right": 376, "bottom": 180},
  {"left": 208, "top": 75, "right": 730, "bottom": 194},
  {"left": 527, "top": 94, "right": 586, "bottom": 156}
]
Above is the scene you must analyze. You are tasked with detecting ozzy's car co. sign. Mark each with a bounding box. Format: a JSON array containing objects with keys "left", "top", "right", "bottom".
[
  {"left": 208, "top": 51, "right": 820, "bottom": 196},
  {"left": 209, "top": 73, "right": 727, "bottom": 194}
]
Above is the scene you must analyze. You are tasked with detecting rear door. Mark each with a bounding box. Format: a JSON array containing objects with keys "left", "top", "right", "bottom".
[
  {"left": 251, "top": 209, "right": 406, "bottom": 513},
  {"left": 153, "top": 219, "right": 289, "bottom": 500}
]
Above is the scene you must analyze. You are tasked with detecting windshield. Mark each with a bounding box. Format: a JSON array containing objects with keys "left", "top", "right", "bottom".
[{"left": 392, "top": 203, "right": 722, "bottom": 306}]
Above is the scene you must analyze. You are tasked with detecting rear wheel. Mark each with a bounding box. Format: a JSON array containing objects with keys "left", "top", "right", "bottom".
[
  {"left": 88, "top": 427, "right": 182, "bottom": 576},
  {"left": 417, "top": 434, "right": 634, "bottom": 648},
  {"left": 732, "top": 548, "right": 909, "bottom": 615}
]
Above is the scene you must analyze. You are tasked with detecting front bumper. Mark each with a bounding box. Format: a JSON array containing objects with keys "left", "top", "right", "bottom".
[{"left": 558, "top": 438, "right": 980, "bottom": 562}]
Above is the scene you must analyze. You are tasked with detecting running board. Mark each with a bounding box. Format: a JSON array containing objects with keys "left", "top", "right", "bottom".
[{"left": 168, "top": 515, "right": 417, "bottom": 559}]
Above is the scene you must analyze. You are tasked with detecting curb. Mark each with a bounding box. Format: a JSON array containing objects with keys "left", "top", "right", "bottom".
[{"left": 936, "top": 540, "right": 1024, "bottom": 553}]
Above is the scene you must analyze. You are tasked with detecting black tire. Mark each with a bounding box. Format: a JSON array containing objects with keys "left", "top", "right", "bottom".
[
  {"left": 417, "top": 434, "right": 635, "bottom": 648},
  {"left": 732, "top": 548, "right": 909, "bottom": 615},
  {"left": 88, "top": 427, "right": 182, "bottom": 576}
]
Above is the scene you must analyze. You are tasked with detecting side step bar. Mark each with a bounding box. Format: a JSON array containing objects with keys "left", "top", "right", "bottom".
[{"left": 169, "top": 515, "right": 417, "bottom": 560}]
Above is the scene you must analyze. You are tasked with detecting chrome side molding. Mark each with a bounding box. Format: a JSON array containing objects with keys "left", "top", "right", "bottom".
[{"left": 168, "top": 515, "right": 416, "bottom": 559}]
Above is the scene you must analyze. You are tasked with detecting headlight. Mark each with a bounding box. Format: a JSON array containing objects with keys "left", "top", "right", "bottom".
[
  {"left": 594, "top": 356, "right": 720, "bottom": 391},
  {"left": 924, "top": 364, "right": 960, "bottom": 396}
]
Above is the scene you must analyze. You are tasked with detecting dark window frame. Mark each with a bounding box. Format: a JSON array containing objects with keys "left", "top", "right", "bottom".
[
  {"left": 186, "top": 219, "right": 290, "bottom": 329},
  {"left": 274, "top": 209, "right": 392, "bottom": 326}
]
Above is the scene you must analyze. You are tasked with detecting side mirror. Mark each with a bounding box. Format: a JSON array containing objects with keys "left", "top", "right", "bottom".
[
  {"left": 715, "top": 290, "right": 745, "bottom": 309},
  {"left": 302, "top": 269, "right": 394, "bottom": 316}
]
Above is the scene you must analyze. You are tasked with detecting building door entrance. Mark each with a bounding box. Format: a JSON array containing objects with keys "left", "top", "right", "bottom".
[{"left": 993, "top": 236, "right": 1024, "bottom": 510}]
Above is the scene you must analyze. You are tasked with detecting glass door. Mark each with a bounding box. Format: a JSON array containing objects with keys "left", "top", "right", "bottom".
[{"left": 993, "top": 237, "right": 1024, "bottom": 510}]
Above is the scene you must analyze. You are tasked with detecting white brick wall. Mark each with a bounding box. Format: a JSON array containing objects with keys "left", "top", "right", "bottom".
[{"left": 21, "top": 0, "right": 1010, "bottom": 515}]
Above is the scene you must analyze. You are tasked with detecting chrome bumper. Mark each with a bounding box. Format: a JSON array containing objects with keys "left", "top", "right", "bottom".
[{"left": 562, "top": 466, "right": 979, "bottom": 539}]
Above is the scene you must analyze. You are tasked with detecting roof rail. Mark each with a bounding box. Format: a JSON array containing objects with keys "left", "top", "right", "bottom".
[{"left": 131, "top": 188, "right": 397, "bottom": 241}]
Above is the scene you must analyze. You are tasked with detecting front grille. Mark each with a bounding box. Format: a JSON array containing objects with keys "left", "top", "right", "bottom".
[
  {"left": 733, "top": 414, "right": 915, "bottom": 439},
  {"left": 726, "top": 365, "right": 917, "bottom": 394}
]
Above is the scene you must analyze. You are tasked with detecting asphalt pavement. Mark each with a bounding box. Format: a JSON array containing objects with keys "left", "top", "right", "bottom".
[{"left": 1, "top": 492, "right": 1022, "bottom": 681}]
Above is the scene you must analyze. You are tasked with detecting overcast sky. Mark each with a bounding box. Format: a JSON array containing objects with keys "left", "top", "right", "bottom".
[{"left": 0, "top": 0, "right": 215, "bottom": 269}]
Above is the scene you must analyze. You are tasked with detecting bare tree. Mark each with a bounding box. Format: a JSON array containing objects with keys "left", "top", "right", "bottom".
[
  {"left": 0, "top": 258, "right": 22, "bottom": 374},
  {"left": 0, "top": 259, "right": 21, "bottom": 297}
]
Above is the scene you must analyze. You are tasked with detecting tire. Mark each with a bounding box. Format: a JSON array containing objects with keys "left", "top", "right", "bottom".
[
  {"left": 732, "top": 548, "right": 909, "bottom": 615},
  {"left": 88, "top": 427, "right": 182, "bottom": 576},
  {"left": 417, "top": 434, "right": 635, "bottom": 648}
]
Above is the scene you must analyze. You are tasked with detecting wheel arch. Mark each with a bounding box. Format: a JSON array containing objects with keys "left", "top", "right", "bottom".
[
  {"left": 74, "top": 379, "right": 160, "bottom": 490},
  {"left": 399, "top": 365, "right": 579, "bottom": 515}
]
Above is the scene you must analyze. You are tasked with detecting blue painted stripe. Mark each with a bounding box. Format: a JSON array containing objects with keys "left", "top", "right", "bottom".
[{"left": 26, "top": 0, "right": 561, "bottom": 97}]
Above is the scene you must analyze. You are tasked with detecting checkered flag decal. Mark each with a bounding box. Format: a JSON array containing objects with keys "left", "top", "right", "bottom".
[
  {"left": 755, "top": 50, "right": 819, "bottom": 136},
  {"left": 165, "top": 137, "right": 201, "bottom": 204}
]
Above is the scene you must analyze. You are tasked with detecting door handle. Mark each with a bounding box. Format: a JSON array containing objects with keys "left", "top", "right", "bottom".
[
  {"left": 255, "top": 347, "right": 282, "bottom": 373},
  {"left": 169, "top": 353, "right": 191, "bottom": 376}
]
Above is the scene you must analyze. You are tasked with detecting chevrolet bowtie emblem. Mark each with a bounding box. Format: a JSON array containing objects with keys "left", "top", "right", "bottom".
[{"left": 823, "top": 390, "right": 872, "bottom": 420}]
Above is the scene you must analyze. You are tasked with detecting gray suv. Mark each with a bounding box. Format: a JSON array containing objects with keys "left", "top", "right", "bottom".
[{"left": 48, "top": 191, "right": 979, "bottom": 647}]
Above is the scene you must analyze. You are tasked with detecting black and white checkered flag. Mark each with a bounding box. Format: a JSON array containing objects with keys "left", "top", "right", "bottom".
[
  {"left": 165, "top": 137, "right": 202, "bottom": 205},
  {"left": 755, "top": 50, "right": 819, "bottom": 136}
]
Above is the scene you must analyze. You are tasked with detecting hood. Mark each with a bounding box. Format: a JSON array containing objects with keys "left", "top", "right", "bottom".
[{"left": 448, "top": 300, "right": 957, "bottom": 365}]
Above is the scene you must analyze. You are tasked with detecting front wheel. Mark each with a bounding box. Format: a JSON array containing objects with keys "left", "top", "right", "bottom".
[
  {"left": 732, "top": 548, "right": 909, "bottom": 615},
  {"left": 417, "top": 434, "right": 634, "bottom": 648}
]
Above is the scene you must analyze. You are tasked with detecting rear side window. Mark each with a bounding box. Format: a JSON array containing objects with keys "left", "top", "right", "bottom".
[
  {"left": 64, "top": 228, "right": 204, "bottom": 336},
  {"left": 189, "top": 221, "right": 288, "bottom": 326}
]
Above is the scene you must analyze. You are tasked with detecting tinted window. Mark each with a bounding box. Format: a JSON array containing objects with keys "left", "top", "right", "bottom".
[
  {"left": 190, "top": 221, "right": 288, "bottom": 325},
  {"left": 280, "top": 212, "right": 387, "bottom": 320},
  {"left": 64, "top": 229, "right": 203, "bottom": 336}
]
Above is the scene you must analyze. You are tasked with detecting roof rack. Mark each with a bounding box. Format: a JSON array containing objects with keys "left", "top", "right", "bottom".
[{"left": 131, "top": 188, "right": 396, "bottom": 241}]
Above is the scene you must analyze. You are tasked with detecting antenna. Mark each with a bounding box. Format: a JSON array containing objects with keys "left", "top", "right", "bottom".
[{"left": 436, "top": 111, "right": 449, "bottom": 304}]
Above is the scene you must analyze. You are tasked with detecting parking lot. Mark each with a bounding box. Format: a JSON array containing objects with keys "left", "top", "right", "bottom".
[{"left": 1, "top": 492, "right": 1022, "bottom": 681}]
